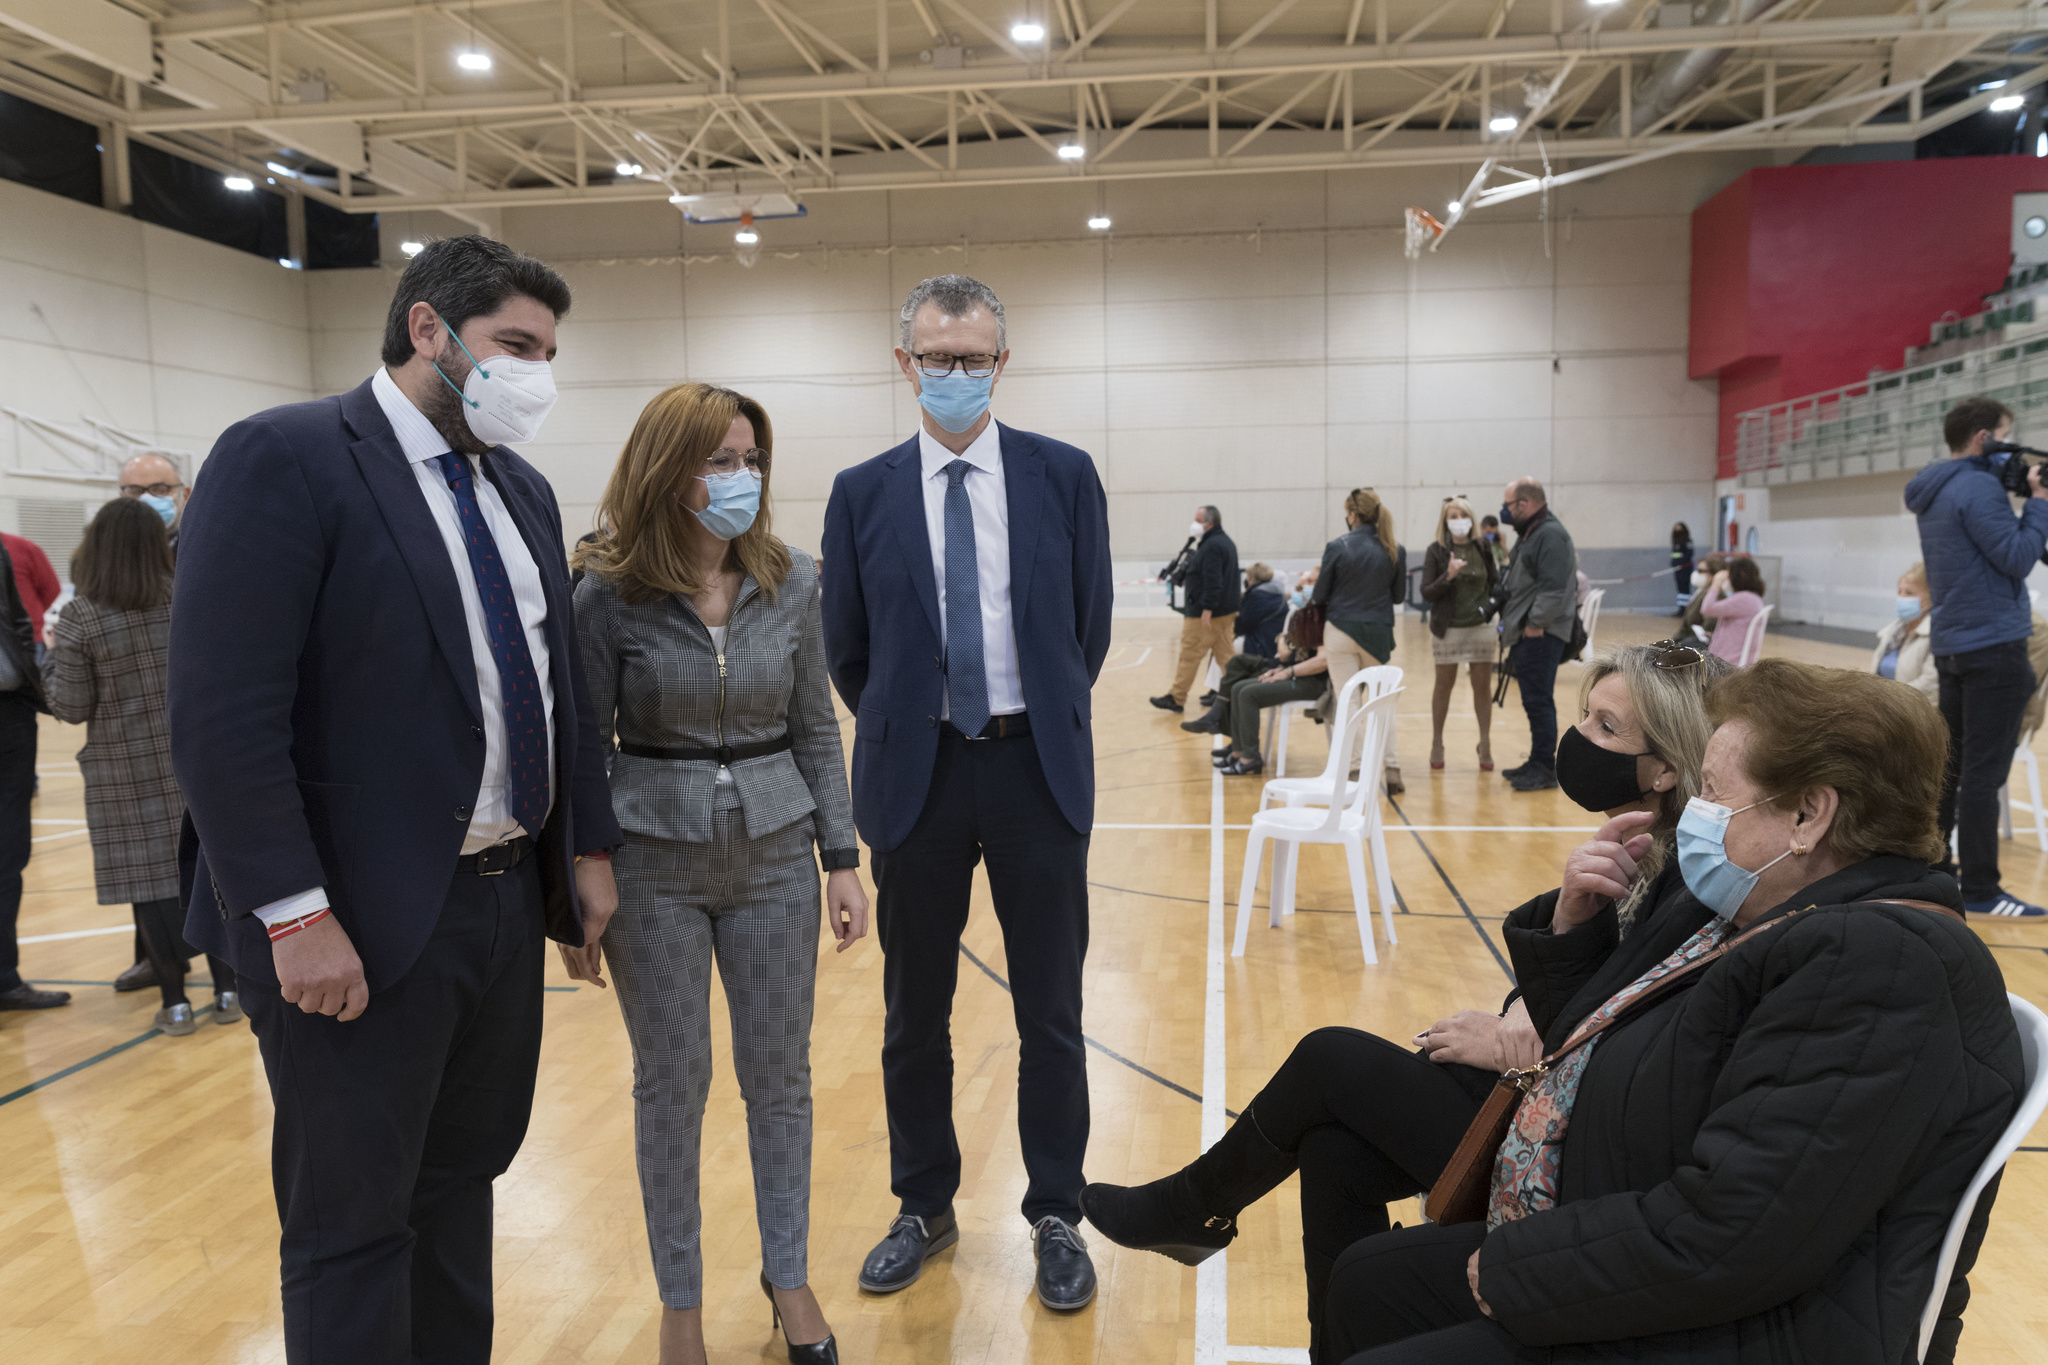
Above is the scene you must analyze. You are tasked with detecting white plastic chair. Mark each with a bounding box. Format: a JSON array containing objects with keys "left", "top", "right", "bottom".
[
  {"left": 1261, "top": 665, "right": 1403, "bottom": 817},
  {"left": 1997, "top": 671, "right": 2048, "bottom": 847},
  {"left": 1915, "top": 993, "right": 2048, "bottom": 1363},
  {"left": 1737, "top": 603, "right": 1774, "bottom": 666},
  {"left": 1232, "top": 679, "right": 1403, "bottom": 963},
  {"left": 1262, "top": 696, "right": 1323, "bottom": 776},
  {"left": 1578, "top": 587, "right": 1606, "bottom": 660}
]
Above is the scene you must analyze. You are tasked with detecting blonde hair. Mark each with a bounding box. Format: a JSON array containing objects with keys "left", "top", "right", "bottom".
[
  {"left": 1578, "top": 643, "right": 1736, "bottom": 932},
  {"left": 1246, "top": 562, "right": 1274, "bottom": 585},
  {"left": 1901, "top": 561, "right": 1928, "bottom": 592},
  {"left": 1435, "top": 497, "right": 1478, "bottom": 549},
  {"left": 572, "top": 382, "right": 791, "bottom": 604},
  {"left": 1345, "top": 487, "right": 1398, "bottom": 560}
]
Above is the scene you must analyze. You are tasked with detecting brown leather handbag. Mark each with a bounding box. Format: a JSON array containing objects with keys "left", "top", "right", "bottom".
[{"left": 1423, "top": 898, "right": 1964, "bottom": 1225}]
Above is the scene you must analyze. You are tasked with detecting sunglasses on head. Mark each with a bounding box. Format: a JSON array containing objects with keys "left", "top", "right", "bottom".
[{"left": 1645, "top": 638, "right": 1705, "bottom": 670}]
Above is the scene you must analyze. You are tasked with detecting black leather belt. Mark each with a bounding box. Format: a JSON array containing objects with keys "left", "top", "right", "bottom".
[
  {"left": 459, "top": 835, "right": 532, "bottom": 877},
  {"left": 947, "top": 712, "right": 1031, "bottom": 741},
  {"left": 620, "top": 733, "right": 792, "bottom": 764}
]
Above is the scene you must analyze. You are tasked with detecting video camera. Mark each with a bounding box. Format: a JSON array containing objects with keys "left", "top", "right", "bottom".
[
  {"left": 1160, "top": 536, "right": 1196, "bottom": 587},
  {"left": 1987, "top": 439, "right": 2048, "bottom": 496}
]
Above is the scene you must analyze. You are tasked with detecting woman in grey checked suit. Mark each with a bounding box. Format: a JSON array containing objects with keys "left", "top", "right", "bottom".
[
  {"left": 42, "top": 497, "right": 237, "bottom": 1035},
  {"left": 569, "top": 381, "right": 866, "bottom": 1365}
]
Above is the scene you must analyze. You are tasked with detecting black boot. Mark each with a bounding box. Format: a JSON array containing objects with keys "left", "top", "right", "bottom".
[
  {"left": 1180, "top": 701, "right": 1227, "bottom": 735},
  {"left": 1080, "top": 1106, "right": 1296, "bottom": 1266}
]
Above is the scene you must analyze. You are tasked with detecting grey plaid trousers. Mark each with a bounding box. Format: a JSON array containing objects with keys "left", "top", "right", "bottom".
[{"left": 602, "top": 784, "right": 822, "bottom": 1308}]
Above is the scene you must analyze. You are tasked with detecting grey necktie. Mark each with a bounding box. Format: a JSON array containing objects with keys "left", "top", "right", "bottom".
[{"left": 943, "top": 459, "right": 990, "bottom": 738}]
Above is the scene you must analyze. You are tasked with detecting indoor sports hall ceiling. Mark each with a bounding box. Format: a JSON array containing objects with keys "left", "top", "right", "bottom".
[{"left": 3, "top": 0, "right": 2047, "bottom": 227}]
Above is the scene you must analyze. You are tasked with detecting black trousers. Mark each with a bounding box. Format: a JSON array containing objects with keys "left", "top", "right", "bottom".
[
  {"left": 0, "top": 693, "right": 35, "bottom": 994},
  {"left": 133, "top": 896, "right": 235, "bottom": 1009},
  {"left": 1326, "top": 1221, "right": 1532, "bottom": 1364},
  {"left": 872, "top": 724, "right": 1091, "bottom": 1225},
  {"left": 1247, "top": 1027, "right": 1490, "bottom": 1359},
  {"left": 1936, "top": 638, "right": 2037, "bottom": 902},
  {"left": 239, "top": 854, "right": 546, "bottom": 1365},
  {"left": 1509, "top": 632, "right": 1567, "bottom": 770}
]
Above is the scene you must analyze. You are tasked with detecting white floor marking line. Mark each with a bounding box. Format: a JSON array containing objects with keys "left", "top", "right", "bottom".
[
  {"left": 31, "top": 829, "right": 88, "bottom": 844},
  {"left": 1101, "top": 645, "right": 1155, "bottom": 672},
  {"left": 20, "top": 924, "right": 130, "bottom": 944},
  {"left": 1197, "top": 763, "right": 1228, "bottom": 1365},
  {"left": 31, "top": 819, "right": 86, "bottom": 825}
]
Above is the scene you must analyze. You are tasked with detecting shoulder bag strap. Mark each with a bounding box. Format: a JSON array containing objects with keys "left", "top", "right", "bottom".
[{"left": 1866, "top": 897, "right": 1967, "bottom": 925}]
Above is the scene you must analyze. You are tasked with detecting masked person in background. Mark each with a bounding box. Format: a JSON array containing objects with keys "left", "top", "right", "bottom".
[
  {"left": 822, "top": 274, "right": 1112, "bottom": 1314},
  {"left": 1312, "top": 489, "right": 1407, "bottom": 794},
  {"left": 119, "top": 453, "right": 188, "bottom": 554},
  {"left": 1871, "top": 562, "right": 1938, "bottom": 699},
  {"left": 572, "top": 383, "right": 863, "bottom": 1365},
  {"left": 1497, "top": 477, "right": 1578, "bottom": 792},
  {"left": 169, "top": 236, "right": 623, "bottom": 1365},
  {"left": 1152, "top": 505, "right": 1240, "bottom": 713}
]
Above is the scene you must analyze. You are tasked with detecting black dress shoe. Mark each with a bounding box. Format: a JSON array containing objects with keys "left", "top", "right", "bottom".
[
  {"left": 1212, "top": 750, "right": 1234, "bottom": 767},
  {"left": 760, "top": 1272, "right": 838, "bottom": 1364},
  {"left": 1181, "top": 701, "right": 1227, "bottom": 735},
  {"left": 1149, "top": 694, "right": 1183, "bottom": 712},
  {"left": 1220, "top": 754, "right": 1264, "bottom": 776},
  {"left": 857, "top": 1209, "right": 958, "bottom": 1294},
  {"left": 113, "top": 959, "right": 159, "bottom": 993},
  {"left": 1031, "top": 1216, "right": 1096, "bottom": 1311},
  {"left": 0, "top": 985, "right": 71, "bottom": 1010},
  {"left": 1198, "top": 690, "right": 1221, "bottom": 707}
]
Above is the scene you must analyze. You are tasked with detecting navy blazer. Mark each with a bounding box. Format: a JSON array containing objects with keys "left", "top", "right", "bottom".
[
  {"left": 169, "top": 378, "right": 624, "bottom": 992},
  {"left": 820, "top": 423, "right": 1112, "bottom": 853}
]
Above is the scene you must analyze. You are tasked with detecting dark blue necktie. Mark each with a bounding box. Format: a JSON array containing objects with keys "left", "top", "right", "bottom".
[
  {"left": 430, "top": 451, "right": 549, "bottom": 834},
  {"left": 943, "top": 459, "right": 990, "bottom": 738}
]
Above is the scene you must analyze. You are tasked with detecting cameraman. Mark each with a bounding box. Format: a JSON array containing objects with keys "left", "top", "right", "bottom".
[
  {"left": 1152, "top": 505, "right": 1239, "bottom": 713},
  {"left": 1905, "top": 395, "right": 2048, "bottom": 919}
]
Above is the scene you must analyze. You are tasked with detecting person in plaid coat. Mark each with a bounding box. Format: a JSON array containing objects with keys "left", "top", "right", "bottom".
[{"left": 42, "top": 497, "right": 235, "bottom": 1034}]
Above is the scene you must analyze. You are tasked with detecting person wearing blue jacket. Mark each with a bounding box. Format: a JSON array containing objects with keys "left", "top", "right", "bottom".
[{"left": 1903, "top": 395, "right": 2048, "bottom": 918}]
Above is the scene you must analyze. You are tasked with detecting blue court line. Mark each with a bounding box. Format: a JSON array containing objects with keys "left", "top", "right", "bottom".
[
  {"left": 0, "top": 986, "right": 582, "bottom": 1108},
  {"left": 1386, "top": 796, "right": 1515, "bottom": 981},
  {"left": 955, "top": 940, "right": 1240, "bottom": 1121}
]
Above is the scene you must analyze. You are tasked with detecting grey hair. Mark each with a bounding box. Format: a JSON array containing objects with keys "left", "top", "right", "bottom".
[
  {"left": 1576, "top": 642, "right": 1735, "bottom": 934},
  {"left": 899, "top": 274, "right": 1007, "bottom": 351}
]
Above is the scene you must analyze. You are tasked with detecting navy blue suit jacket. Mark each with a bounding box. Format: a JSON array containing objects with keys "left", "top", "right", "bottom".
[
  {"left": 820, "top": 423, "right": 1112, "bottom": 853},
  {"left": 170, "top": 378, "right": 624, "bottom": 992}
]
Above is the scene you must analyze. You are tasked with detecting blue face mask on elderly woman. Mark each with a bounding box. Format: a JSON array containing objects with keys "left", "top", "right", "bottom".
[{"left": 1675, "top": 795, "right": 1799, "bottom": 920}]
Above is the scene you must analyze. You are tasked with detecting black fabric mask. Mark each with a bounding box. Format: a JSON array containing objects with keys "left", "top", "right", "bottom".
[{"left": 1555, "top": 724, "right": 1652, "bottom": 813}]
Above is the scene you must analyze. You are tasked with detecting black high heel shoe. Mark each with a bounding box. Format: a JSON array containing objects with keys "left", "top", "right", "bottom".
[{"left": 760, "top": 1272, "right": 839, "bottom": 1365}]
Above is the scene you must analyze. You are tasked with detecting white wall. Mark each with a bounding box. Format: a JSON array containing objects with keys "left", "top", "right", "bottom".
[
  {"left": 306, "top": 154, "right": 1750, "bottom": 575},
  {"left": 0, "top": 176, "right": 311, "bottom": 574}
]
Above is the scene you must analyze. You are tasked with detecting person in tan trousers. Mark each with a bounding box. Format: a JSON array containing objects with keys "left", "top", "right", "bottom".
[{"left": 1152, "top": 505, "right": 1240, "bottom": 712}]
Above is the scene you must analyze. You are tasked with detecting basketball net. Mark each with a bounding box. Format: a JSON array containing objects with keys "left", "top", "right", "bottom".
[{"left": 1403, "top": 206, "right": 1447, "bottom": 261}]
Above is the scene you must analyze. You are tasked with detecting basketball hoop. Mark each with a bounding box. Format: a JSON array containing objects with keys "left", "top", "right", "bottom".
[{"left": 1403, "top": 206, "right": 1447, "bottom": 261}]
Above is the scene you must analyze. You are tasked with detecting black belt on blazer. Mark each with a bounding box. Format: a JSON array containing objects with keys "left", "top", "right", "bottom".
[{"left": 620, "top": 734, "right": 792, "bottom": 765}]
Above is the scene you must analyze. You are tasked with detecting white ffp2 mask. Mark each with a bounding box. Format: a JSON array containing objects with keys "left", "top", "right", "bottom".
[{"left": 432, "top": 315, "right": 559, "bottom": 447}]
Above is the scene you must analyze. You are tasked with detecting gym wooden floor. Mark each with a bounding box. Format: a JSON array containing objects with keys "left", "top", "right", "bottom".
[{"left": 4, "top": 613, "right": 2045, "bottom": 1364}]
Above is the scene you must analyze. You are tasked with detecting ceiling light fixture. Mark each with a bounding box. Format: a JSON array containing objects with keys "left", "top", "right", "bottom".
[
  {"left": 616, "top": 161, "right": 643, "bottom": 176},
  {"left": 266, "top": 161, "right": 297, "bottom": 178},
  {"left": 734, "top": 227, "right": 760, "bottom": 245},
  {"left": 1489, "top": 115, "right": 1518, "bottom": 133},
  {"left": 457, "top": 50, "right": 492, "bottom": 72},
  {"left": 1992, "top": 94, "right": 2026, "bottom": 112},
  {"left": 1057, "top": 143, "right": 1085, "bottom": 161},
  {"left": 1011, "top": 22, "right": 1046, "bottom": 42},
  {"left": 669, "top": 192, "right": 687, "bottom": 204},
  {"left": 1980, "top": 79, "right": 2010, "bottom": 91},
  {"left": 401, "top": 240, "right": 425, "bottom": 256},
  {"left": 1087, "top": 214, "right": 1111, "bottom": 230},
  {"left": 223, "top": 174, "right": 254, "bottom": 191}
]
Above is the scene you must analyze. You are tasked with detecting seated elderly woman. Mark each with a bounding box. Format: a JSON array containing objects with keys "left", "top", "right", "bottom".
[
  {"left": 1319, "top": 659, "right": 2023, "bottom": 1365},
  {"left": 1088, "top": 640, "right": 1735, "bottom": 1358},
  {"left": 1183, "top": 605, "right": 1330, "bottom": 776}
]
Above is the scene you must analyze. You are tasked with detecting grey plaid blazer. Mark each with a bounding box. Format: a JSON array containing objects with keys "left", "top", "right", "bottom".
[
  {"left": 575, "top": 548, "right": 858, "bottom": 868},
  {"left": 41, "top": 596, "right": 183, "bottom": 905}
]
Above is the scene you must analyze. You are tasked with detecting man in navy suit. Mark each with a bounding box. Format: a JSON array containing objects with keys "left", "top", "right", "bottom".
[
  {"left": 821, "top": 275, "right": 1113, "bottom": 1311},
  {"left": 170, "top": 236, "right": 623, "bottom": 1365}
]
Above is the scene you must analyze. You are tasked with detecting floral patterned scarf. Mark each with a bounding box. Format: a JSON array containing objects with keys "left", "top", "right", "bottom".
[{"left": 1487, "top": 918, "right": 1731, "bottom": 1229}]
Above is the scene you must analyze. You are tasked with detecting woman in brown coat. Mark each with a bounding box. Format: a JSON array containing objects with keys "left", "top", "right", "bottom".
[{"left": 42, "top": 497, "right": 235, "bottom": 1035}]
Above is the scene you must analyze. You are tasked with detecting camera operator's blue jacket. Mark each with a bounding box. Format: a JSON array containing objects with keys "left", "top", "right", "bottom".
[{"left": 1905, "top": 452, "right": 2048, "bottom": 656}]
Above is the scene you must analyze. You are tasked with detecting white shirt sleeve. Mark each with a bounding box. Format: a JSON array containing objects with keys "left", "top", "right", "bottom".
[{"left": 251, "top": 887, "right": 330, "bottom": 927}]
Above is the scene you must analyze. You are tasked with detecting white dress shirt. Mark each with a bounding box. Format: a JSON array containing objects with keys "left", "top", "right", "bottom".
[
  {"left": 253, "top": 370, "right": 558, "bottom": 926},
  {"left": 919, "top": 419, "right": 1025, "bottom": 719}
]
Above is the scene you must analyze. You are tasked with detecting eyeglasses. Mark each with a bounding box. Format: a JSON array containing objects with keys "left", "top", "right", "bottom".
[
  {"left": 911, "top": 352, "right": 1000, "bottom": 379},
  {"left": 706, "top": 447, "right": 767, "bottom": 476},
  {"left": 119, "top": 482, "right": 181, "bottom": 498},
  {"left": 1644, "top": 638, "right": 1706, "bottom": 671}
]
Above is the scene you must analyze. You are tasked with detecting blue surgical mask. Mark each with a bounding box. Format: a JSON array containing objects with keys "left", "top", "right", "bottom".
[
  {"left": 1676, "top": 795, "right": 1796, "bottom": 920},
  {"left": 1896, "top": 595, "right": 1923, "bottom": 620},
  {"left": 691, "top": 469, "right": 761, "bottom": 541},
  {"left": 139, "top": 493, "right": 177, "bottom": 526},
  {"left": 916, "top": 370, "right": 994, "bottom": 434},
  {"left": 1289, "top": 589, "right": 1307, "bottom": 610}
]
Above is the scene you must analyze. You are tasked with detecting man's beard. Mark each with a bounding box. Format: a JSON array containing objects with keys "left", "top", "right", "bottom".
[{"left": 418, "top": 341, "right": 491, "bottom": 455}]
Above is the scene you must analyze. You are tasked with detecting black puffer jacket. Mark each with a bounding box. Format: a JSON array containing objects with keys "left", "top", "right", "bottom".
[
  {"left": 1477, "top": 857, "right": 2022, "bottom": 1365},
  {"left": 1184, "top": 526, "right": 1241, "bottom": 617}
]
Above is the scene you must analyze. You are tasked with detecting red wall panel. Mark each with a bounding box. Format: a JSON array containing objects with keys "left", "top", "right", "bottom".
[{"left": 1689, "top": 156, "right": 2048, "bottom": 478}]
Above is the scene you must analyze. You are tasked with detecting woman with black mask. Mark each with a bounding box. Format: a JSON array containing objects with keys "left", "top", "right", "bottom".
[{"left": 1082, "top": 640, "right": 1735, "bottom": 1363}]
